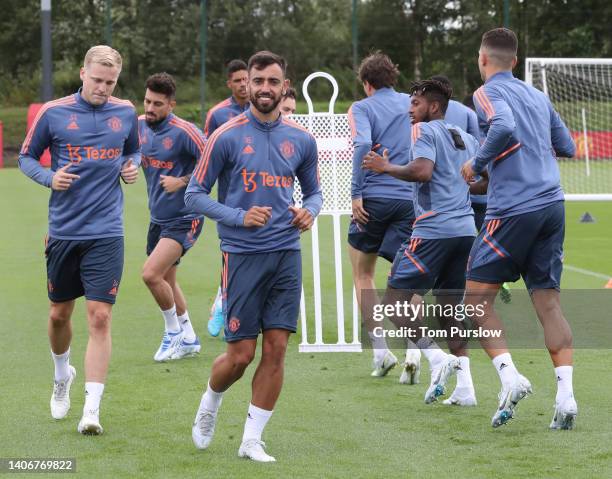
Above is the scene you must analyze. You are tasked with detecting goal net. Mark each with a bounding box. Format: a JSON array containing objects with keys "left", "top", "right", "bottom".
[{"left": 525, "top": 58, "right": 612, "bottom": 201}]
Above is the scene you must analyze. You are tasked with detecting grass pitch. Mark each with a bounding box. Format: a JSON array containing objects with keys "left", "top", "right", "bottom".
[{"left": 1, "top": 169, "right": 611, "bottom": 478}]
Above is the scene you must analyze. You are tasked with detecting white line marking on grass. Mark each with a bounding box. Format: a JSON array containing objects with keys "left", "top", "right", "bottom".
[{"left": 565, "top": 264, "right": 611, "bottom": 281}]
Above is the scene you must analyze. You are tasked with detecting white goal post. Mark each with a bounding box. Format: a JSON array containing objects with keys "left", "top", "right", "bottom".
[{"left": 525, "top": 58, "right": 612, "bottom": 201}]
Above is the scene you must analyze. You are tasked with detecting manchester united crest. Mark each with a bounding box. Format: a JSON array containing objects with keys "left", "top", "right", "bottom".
[
  {"left": 280, "top": 140, "right": 295, "bottom": 159},
  {"left": 229, "top": 317, "right": 240, "bottom": 333},
  {"left": 162, "top": 137, "right": 173, "bottom": 150},
  {"left": 108, "top": 116, "right": 122, "bottom": 132}
]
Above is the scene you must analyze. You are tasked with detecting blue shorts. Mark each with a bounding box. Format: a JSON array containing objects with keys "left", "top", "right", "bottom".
[
  {"left": 146, "top": 217, "right": 203, "bottom": 264},
  {"left": 466, "top": 201, "right": 565, "bottom": 291},
  {"left": 221, "top": 250, "right": 302, "bottom": 342},
  {"left": 348, "top": 198, "right": 415, "bottom": 262},
  {"left": 388, "top": 236, "right": 474, "bottom": 295},
  {"left": 45, "top": 236, "right": 124, "bottom": 304}
]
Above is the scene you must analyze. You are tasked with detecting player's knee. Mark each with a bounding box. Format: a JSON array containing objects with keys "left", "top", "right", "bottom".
[
  {"left": 230, "top": 349, "right": 256, "bottom": 371},
  {"left": 49, "top": 310, "right": 71, "bottom": 327},
  {"left": 141, "top": 267, "right": 161, "bottom": 287},
  {"left": 88, "top": 308, "right": 112, "bottom": 333}
]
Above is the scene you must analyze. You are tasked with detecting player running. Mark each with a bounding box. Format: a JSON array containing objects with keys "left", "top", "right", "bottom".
[
  {"left": 363, "top": 78, "right": 479, "bottom": 405},
  {"left": 461, "top": 28, "right": 577, "bottom": 429},
  {"left": 348, "top": 52, "right": 420, "bottom": 382},
  {"left": 185, "top": 51, "right": 322, "bottom": 462},
  {"left": 139, "top": 73, "right": 206, "bottom": 361},
  {"left": 18, "top": 45, "right": 140, "bottom": 435}
]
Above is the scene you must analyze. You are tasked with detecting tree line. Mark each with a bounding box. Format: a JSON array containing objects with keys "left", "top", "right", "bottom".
[{"left": 0, "top": 0, "right": 610, "bottom": 107}]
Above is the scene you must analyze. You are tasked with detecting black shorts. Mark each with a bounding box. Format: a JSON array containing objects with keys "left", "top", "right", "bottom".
[
  {"left": 467, "top": 201, "right": 565, "bottom": 292},
  {"left": 348, "top": 198, "right": 415, "bottom": 262},
  {"left": 45, "top": 236, "right": 124, "bottom": 304}
]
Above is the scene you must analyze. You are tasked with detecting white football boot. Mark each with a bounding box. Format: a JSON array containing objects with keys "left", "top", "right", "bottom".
[
  {"left": 50, "top": 366, "right": 76, "bottom": 419},
  {"left": 371, "top": 351, "right": 398, "bottom": 377},
  {"left": 491, "top": 375, "right": 533, "bottom": 428},
  {"left": 424, "top": 354, "right": 461, "bottom": 404},
  {"left": 238, "top": 439, "right": 276, "bottom": 463}
]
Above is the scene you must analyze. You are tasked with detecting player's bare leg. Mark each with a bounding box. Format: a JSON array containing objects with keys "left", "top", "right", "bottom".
[
  {"left": 49, "top": 301, "right": 76, "bottom": 420},
  {"left": 531, "top": 289, "right": 577, "bottom": 429},
  {"left": 143, "top": 239, "right": 193, "bottom": 361},
  {"left": 465, "top": 280, "right": 532, "bottom": 427},
  {"left": 163, "top": 265, "right": 199, "bottom": 359},
  {"left": 193, "top": 339, "right": 257, "bottom": 450},
  {"left": 349, "top": 245, "right": 396, "bottom": 375},
  {"left": 78, "top": 300, "right": 113, "bottom": 435},
  {"left": 238, "top": 328, "right": 290, "bottom": 462}
]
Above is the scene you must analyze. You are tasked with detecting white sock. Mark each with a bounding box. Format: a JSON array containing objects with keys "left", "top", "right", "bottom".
[
  {"left": 51, "top": 348, "right": 71, "bottom": 382},
  {"left": 456, "top": 356, "right": 474, "bottom": 390},
  {"left": 84, "top": 382, "right": 104, "bottom": 415},
  {"left": 242, "top": 403, "right": 273, "bottom": 443},
  {"left": 199, "top": 381, "right": 223, "bottom": 413},
  {"left": 555, "top": 365, "right": 574, "bottom": 403},
  {"left": 492, "top": 352, "right": 520, "bottom": 389},
  {"left": 161, "top": 305, "right": 180, "bottom": 333},
  {"left": 368, "top": 331, "right": 389, "bottom": 361},
  {"left": 416, "top": 337, "right": 447, "bottom": 368},
  {"left": 178, "top": 311, "right": 196, "bottom": 342}
]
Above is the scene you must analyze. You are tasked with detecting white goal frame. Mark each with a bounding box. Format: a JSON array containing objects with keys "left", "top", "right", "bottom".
[{"left": 525, "top": 57, "right": 612, "bottom": 201}]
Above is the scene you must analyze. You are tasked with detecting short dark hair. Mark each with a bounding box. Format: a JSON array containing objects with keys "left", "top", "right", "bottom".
[
  {"left": 283, "top": 87, "right": 297, "bottom": 100},
  {"left": 247, "top": 51, "right": 287, "bottom": 76},
  {"left": 358, "top": 51, "right": 399, "bottom": 89},
  {"left": 481, "top": 28, "right": 518, "bottom": 66},
  {"left": 410, "top": 79, "right": 452, "bottom": 114},
  {"left": 145, "top": 72, "right": 176, "bottom": 99},
  {"left": 431, "top": 75, "right": 452, "bottom": 89},
  {"left": 226, "top": 59, "right": 247, "bottom": 78}
]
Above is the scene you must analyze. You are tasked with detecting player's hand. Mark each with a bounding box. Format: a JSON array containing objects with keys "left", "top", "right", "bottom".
[
  {"left": 288, "top": 206, "right": 314, "bottom": 233},
  {"left": 121, "top": 159, "right": 139, "bottom": 184},
  {"left": 243, "top": 206, "right": 272, "bottom": 227},
  {"left": 51, "top": 163, "right": 80, "bottom": 191},
  {"left": 362, "top": 148, "right": 390, "bottom": 174},
  {"left": 461, "top": 159, "right": 476, "bottom": 182},
  {"left": 351, "top": 198, "right": 369, "bottom": 225},
  {"left": 159, "top": 175, "right": 185, "bottom": 193}
]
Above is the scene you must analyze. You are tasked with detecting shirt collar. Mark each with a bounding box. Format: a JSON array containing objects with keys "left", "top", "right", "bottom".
[
  {"left": 231, "top": 96, "right": 249, "bottom": 111},
  {"left": 373, "top": 87, "right": 395, "bottom": 96},
  {"left": 246, "top": 108, "right": 282, "bottom": 131},
  {"left": 486, "top": 71, "right": 514, "bottom": 83},
  {"left": 146, "top": 112, "right": 174, "bottom": 131},
  {"left": 75, "top": 88, "right": 109, "bottom": 109}
]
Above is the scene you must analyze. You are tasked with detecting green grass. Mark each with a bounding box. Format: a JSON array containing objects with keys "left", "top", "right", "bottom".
[{"left": 1, "top": 169, "right": 612, "bottom": 478}]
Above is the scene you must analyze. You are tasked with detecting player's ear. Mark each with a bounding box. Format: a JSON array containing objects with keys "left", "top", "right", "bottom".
[
  {"left": 169, "top": 99, "right": 177, "bottom": 110},
  {"left": 283, "top": 78, "right": 289, "bottom": 94},
  {"left": 511, "top": 56, "right": 518, "bottom": 69},
  {"left": 79, "top": 67, "right": 86, "bottom": 82}
]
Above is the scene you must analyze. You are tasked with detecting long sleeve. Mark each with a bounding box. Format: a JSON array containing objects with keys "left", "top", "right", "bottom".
[
  {"left": 18, "top": 111, "right": 54, "bottom": 188},
  {"left": 549, "top": 101, "right": 575, "bottom": 158},
  {"left": 472, "top": 86, "right": 516, "bottom": 173},
  {"left": 296, "top": 135, "right": 323, "bottom": 218},
  {"left": 348, "top": 102, "right": 372, "bottom": 198},
  {"left": 185, "top": 134, "right": 246, "bottom": 227}
]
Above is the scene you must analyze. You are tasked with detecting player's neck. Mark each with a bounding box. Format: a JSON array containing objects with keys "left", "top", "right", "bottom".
[
  {"left": 485, "top": 67, "right": 512, "bottom": 82},
  {"left": 249, "top": 105, "right": 281, "bottom": 124}
]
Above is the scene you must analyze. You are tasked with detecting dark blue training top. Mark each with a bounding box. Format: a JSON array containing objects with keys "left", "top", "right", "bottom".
[
  {"left": 19, "top": 90, "right": 140, "bottom": 240},
  {"left": 139, "top": 113, "right": 206, "bottom": 224},
  {"left": 185, "top": 109, "right": 323, "bottom": 253}
]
